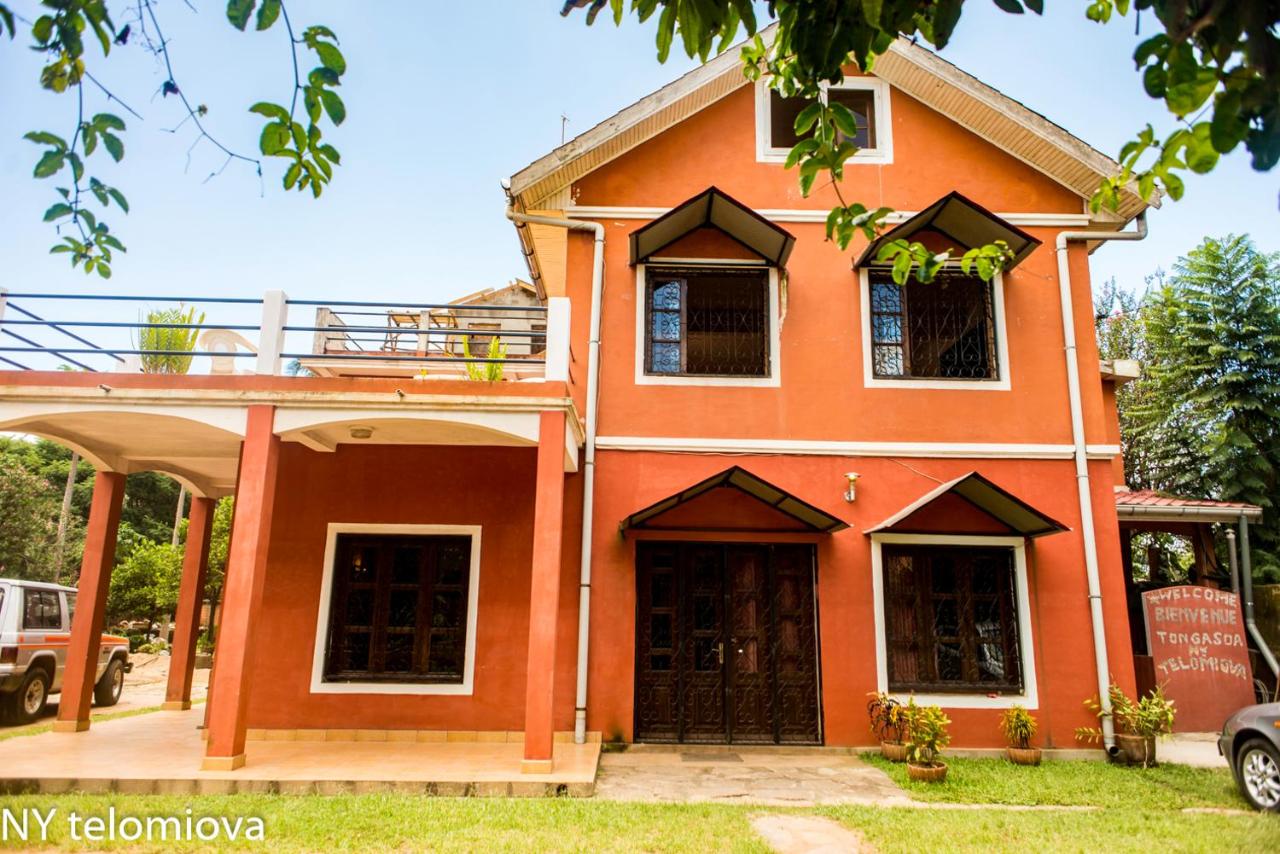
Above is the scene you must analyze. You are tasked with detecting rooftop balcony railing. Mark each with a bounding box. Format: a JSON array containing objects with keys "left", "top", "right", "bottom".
[{"left": 0, "top": 289, "right": 571, "bottom": 385}]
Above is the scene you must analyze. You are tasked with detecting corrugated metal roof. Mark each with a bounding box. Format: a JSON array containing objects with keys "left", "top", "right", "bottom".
[{"left": 1115, "top": 490, "right": 1263, "bottom": 522}]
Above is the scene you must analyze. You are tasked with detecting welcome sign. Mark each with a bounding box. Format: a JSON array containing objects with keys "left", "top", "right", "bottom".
[{"left": 1141, "top": 585, "right": 1255, "bottom": 732}]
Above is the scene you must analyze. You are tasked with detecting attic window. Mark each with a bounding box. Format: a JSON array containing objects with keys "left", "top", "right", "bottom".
[{"left": 756, "top": 78, "right": 891, "bottom": 165}]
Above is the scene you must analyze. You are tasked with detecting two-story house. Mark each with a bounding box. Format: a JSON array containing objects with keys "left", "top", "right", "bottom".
[{"left": 0, "top": 37, "right": 1157, "bottom": 779}]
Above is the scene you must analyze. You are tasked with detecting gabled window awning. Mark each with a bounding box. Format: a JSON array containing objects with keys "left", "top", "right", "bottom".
[
  {"left": 866, "top": 472, "right": 1068, "bottom": 538},
  {"left": 856, "top": 192, "right": 1041, "bottom": 271},
  {"left": 629, "top": 187, "right": 796, "bottom": 267},
  {"left": 621, "top": 466, "right": 848, "bottom": 534}
]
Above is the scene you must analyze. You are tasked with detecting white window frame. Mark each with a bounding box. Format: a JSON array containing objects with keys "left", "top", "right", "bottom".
[
  {"left": 858, "top": 266, "right": 1012, "bottom": 391},
  {"left": 309, "top": 523, "right": 482, "bottom": 696},
  {"left": 870, "top": 533, "right": 1039, "bottom": 710},
  {"left": 634, "top": 262, "right": 782, "bottom": 388},
  {"left": 755, "top": 77, "right": 893, "bottom": 165}
]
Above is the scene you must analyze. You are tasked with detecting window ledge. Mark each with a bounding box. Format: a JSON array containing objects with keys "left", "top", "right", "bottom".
[
  {"left": 886, "top": 692, "right": 1037, "bottom": 710},
  {"left": 310, "top": 681, "right": 474, "bottom": 696},
  {"left": 864, "top": 377, "right": 1011, "bottom": 391}
]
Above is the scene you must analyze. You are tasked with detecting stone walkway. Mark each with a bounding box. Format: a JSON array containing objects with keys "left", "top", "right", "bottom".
[
  {"left": 595, "top": 746, "right": 911, "bottom": 806},
  {"left": 750, "top": 814, "right": 874, "bottom": 853}
]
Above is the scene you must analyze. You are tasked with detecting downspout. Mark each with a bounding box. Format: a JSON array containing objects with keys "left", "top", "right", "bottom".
[
  {"left": 502, "top": 181, "right": 605, "bottom": 744},
  {"left": 1054, "top": 212, "right": 1147, "bottom": 754},
  {"left": 1239, "top": 515, "right": 1280, "bottom": 687}
]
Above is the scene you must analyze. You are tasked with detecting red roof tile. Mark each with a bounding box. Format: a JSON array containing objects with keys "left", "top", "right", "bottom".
[{"left": 1115, "top": 490, "right": 1259, "bottom": 511}]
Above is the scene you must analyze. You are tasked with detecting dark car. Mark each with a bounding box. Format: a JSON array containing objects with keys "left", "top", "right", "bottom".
[{"left": 1219, "top": 702, "right": 1280, "bottom": 812}]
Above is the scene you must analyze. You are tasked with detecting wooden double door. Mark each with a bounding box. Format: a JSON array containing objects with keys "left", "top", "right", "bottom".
[{"left": 634, "top": 542, "right": 822, "bottom": 744}]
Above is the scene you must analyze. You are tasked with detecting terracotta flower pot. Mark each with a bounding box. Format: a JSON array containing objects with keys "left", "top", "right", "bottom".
[
  {"left": 1006, "top": 746, "right": 1042, "bottom": 766},
  {"left": 906, "top": 762, "right": 948, "bottom": 783},
  {"left": 880, "top": 740, "right": 908, "bottom": 762},
  {"left": 1114, "top": 733, "right": 1157, "bottom": 766}
]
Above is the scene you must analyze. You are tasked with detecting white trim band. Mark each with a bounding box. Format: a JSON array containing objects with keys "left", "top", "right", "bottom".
[
  {"left": 595, "top": 435, "right": 1121, "bottom": 460},
  {"left": 565, "top": 206, "right": 1092, "bottom": 228}
]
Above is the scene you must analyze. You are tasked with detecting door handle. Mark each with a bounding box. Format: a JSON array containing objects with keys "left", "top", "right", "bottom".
[{"left": 715, "top": 643, "right": 724, "bottom": 666}]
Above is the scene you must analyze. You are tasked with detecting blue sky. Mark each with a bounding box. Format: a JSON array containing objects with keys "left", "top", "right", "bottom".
[{"left": 1, "top": 1, "right": 1275, "bottom": 315}]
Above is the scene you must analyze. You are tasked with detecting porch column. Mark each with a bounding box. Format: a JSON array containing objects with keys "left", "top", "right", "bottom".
[
  {"left": 522, "top": 409, "right": 567, "bottom": 773},
  {"left": 54, "top": 471, "right": 127, "bottom": 732},
  {"left": 163, "top": 496, "right": 216, "bottom": 711},
  {"left": 202, "top": 406, "right": 280, "bottom": 770}
]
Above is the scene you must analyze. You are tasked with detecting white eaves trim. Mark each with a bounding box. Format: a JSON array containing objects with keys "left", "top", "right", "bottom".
[
  {"left": 566, "top": 205, "right": 1092, "bottom": 228},
  {"left": 594, "top": 436, "right": 1121, "bottom": 459}
]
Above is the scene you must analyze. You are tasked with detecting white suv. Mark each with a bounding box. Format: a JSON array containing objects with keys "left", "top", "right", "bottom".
[{"left": 0, "top": 578, "right": 130, "bottom": 725}]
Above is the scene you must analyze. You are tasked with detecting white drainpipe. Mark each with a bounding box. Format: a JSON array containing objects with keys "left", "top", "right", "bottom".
[
  {"left": 1054, "top": 212, "right": 1147, "bottom": 753},
  {"left": 503, "top": 182, "right": 605, "bottom": 744}
]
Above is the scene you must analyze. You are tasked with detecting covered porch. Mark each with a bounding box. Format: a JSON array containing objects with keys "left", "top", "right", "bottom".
[
  {"left": 0, "top": 363, "right": 585, "bottom": 775},
  {"left": 0, "top": 710, "right": 598, "bottom": 796}
]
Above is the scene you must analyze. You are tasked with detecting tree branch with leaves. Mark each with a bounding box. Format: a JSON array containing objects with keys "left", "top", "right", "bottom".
[
  {"left": 0, "top": 0, "right": 348, "bottom": 278},
  {"left": 564, "top": 0, "right": 1279, "bottom": 284}
]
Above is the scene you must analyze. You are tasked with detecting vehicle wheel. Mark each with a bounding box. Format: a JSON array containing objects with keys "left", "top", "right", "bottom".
[
  {"left": 94, "top": 658, "right": 124, "bottom": 707},
  {"left": 9, "top": 669, "right": 50, "bottom": 725},
  {"left": 1236, "top": 738, "right": 1280, "bottom": 812}
]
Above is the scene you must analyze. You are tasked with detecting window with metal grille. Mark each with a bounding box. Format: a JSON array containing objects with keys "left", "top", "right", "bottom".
[
  {"left": 882, "top": 545, "right": 1022, "bottom": 693},
  {"left": 323, "top": 534, "right": 471, "bottom": 684},
  {"left": 645, "top": 268, "right": 769, "bottom": 377},
  {"left": 869, "top": 269, "right": 998, "bottom": 380}
]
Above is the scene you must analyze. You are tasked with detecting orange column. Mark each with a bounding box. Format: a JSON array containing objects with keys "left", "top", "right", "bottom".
[
  {"left": 163, "top": 495, "right": 216, "bottom": 711},
  {"left": 54, "top": 471, "right": 126, "bottom": 733},
  {"left": 522, "top": 409, "right": 567, "bottom": 773},
  {"left": 202, "top": 406, "right": 279, "bottom": 770}
]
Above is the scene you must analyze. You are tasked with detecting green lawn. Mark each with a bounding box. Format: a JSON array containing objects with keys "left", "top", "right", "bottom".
[
  {"left": 0, "top": 796, "right": 770, "bottom": 853},
  {"left": 823, "top": 806, "right": 1280, "bottom": 853},
  {"left": 862, "top": 754, "right": 1245, "bottom": 809}
]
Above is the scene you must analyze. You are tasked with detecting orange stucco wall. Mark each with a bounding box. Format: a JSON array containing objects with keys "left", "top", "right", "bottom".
[
  {"left": 244, "top": 443, "right": 582, "bottom": 732},
  {"left": 553, "top": 77, "right": 1136, "bottom": 747},
  {"left": 584, "top": 452, "right": 1134, "bottom": 749}
]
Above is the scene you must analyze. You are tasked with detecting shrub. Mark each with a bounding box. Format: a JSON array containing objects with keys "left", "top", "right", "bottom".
[
  {"left": 1076, "top": 683, "right": 1176, "bottom": 742},
  {"left": 867, "top": 691, "right": 906, "bottom": 743},
  {"left": 902, "top": 698, "right": 951, "bottom": 767},
  {"left": 999, "top": 705, "right": 1038, "bottom": 749}
]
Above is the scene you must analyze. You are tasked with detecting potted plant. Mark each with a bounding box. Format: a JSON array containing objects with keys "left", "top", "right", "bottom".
[
  {"left": 867, "top": 692, "right": 907, "bottom": 762},
  {"left": 999, "top": 705, "right": 1041, "bottom": 765},
  {"left": 1076, "top": 683, "right": 1176, "bottom": 767},
  {"left": 902, "top": 698, "right": 951, "bottom": 782}
]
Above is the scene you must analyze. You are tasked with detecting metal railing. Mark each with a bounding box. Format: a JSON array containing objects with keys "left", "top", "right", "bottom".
[{"left": 0, "top": 289, "right": 571, "bottom": 383}]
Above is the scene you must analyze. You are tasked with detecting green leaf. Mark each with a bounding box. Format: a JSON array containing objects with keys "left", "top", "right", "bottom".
[
  {"left": 255, "top": 0, "right": 281, "bottom": 30},
  {"left": 90, "top": 179, "right": 109, "bottom": 206},
  {"left": 96, "top": 261, "right": 111, "bottom": 279},
  {"left": 284, "top": 161, "right": 301, "bottom": 190},
  {"left": 308, "top": 67, "right": 340, "bottom": 87},
  {"left": 43, "top": 202, "right": 73, "bottom": 222},
  {"left": 108, "top": 187, "right": 129, "bottom": 213},
  {"left": 93, "top": 113, "right": 126, "bottom": 131},
  {"left": 314, "top": 42, "right": 346, "bottom": 75},
  {"left": 828, "top": 101, "right": 859, "bottom": 139},
  {"left": 319, "top": 90, "right": 346, "bottom": 126},
  {"left": 259, "top": 122, "right": 290, "bottom": 156},
  {"left": 226, "top": 0, "right": 256, "bottom": 31},
  {"left": 992, "top": 0, "right": 1025, "bottom": 13},
  {"left": 249, "top": 101, "right": 291, "bottom": 122},
  {"left": 24, "top": 131, "right": 66, "bottom": 149},
  {"left": 792, "top": 100, "right": 822, "bottom": 135},
  {"left": 317, "top": 143, "right": 341, "bottom": 164},
  {"left": 655, "top": 3, "right": 676, "bottom": 62},
  {"left": 32, "top": 15, "right": 53, "bottom": 44},
  {"left": 33, "top": 150, "right": 64, "bottom": 178},
  {"left": 102, "top": 134, "right": 124, "bottom": 162}
]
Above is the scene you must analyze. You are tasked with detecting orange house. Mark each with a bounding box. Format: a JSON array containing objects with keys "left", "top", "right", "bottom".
[{"left": 0, "top": 38, "right": 1157, "bottom": 772}]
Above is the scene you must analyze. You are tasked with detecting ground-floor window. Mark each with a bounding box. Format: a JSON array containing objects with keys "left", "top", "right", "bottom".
[
  {"left": 882, "top": 544, "right": 1022, "bottom": 693},
  {"left": 322, "top": 533, "right": 472, "bottom": 684}
]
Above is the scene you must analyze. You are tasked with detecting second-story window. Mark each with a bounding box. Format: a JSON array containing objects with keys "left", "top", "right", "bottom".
[
  {"left": 869, "top": 269, "right": 999, "bottom": 381},
  {"left": 757, "top": 79, "right": 892, "bottom": 164},
  {"left": 645, "top": 268, "right": 769, "bottom": 378}
]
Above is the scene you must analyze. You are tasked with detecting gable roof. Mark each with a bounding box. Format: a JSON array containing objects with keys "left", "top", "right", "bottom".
[
  {"left": 630, "top": 186, "right": 796, "bottom": 266},
  {"left": 620, "top": 466, "right": 849, "bottom": 534},
  {"left": 866, "top": 471, "right": 1069, "bottom": 538},
  {"left": 507, "top": 32, "right": 1151, "bottom": 221}
]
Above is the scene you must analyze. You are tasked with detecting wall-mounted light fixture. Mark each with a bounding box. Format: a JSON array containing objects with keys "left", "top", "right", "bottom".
[
  {"left": 843, "top": 472, "right": 860, "bottom": 503},
  {"left": 349, "top": 425, "right": 374, "bottom": 440}
]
